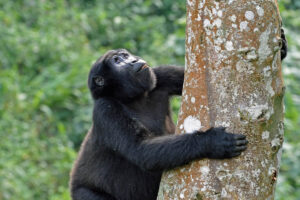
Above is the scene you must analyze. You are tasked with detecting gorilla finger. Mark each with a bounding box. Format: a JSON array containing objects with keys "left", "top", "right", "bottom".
[
  {"left": 234, "top": 134, "right": 246, "bottom": 140},
  {"left": 230, "top": 152, "right": 241, "bottom": 157},
  {"left": 236, "top": 140, "right": 248, "bottom": 146},
  {"left": 220, "top": 127, "right": 226, "bottom": 131},
  {"left": 215, "top": 127, "right": 226, "bottom": 132},
  {"left": 234, "top": 146, "right": 247, "bottom": 152}
]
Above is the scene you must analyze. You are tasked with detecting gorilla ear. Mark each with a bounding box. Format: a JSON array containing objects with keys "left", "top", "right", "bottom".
[{"left": 93, "top": 76, "right": 105, "bottom": 87}]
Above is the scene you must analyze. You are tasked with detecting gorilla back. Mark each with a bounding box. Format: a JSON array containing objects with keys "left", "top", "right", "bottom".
[{"left": 69, "top": 49, "right": 248, "bottom": 200}]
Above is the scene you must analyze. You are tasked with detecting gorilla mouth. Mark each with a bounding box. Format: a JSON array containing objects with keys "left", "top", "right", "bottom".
[
  {"left": 137, "top": 64, "right": 149, "bottom": 72},
  {"left": 141, "top": 64, "right": 148, "bottom": 70}
]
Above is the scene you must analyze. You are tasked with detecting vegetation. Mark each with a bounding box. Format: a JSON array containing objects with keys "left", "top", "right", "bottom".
[{"left": 0, "top": 0, "right": 298, "bottom": 199}]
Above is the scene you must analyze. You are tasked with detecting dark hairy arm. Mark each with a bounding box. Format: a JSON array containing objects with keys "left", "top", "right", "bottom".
[
  {"left": 94, "top": 98, "right": 247, "bottom": 171},
  {"left": 153, "top": 66, "right": 184, "bottom": 96}
]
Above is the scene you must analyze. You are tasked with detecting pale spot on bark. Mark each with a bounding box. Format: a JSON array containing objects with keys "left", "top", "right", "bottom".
[
  {"left": 225, "top": 41, "right": 234, "bottom": 51},
  {"left": 217, "top": 10, "right": 223, "bottom": 17},
  {"left": 204, "top": 19, "right": 211, "bottom": 27},
  {"left": 245, "top": 11, "right": 255, "bottom": 20},
  {"left": 258, "top": 24, "right": 272, "bottom": 64},
  {"left": 191, "top": 97, "right": 196, "bottom": 103},
  {"left": 230, "top": 15, "right": 236, "bottom": 22},
  {"left": 200, "top": 166, "right": 210, "bottom": 175},
  {"left": 183, "top": 116, "right": 202, "bottom": 133},
  {"left": 271, "top": 138, "right": 281, "bottom": 148},
  {"left": 213, "top": 18, "right": 222, "bottom": 28},
  {"left": 256, "top": 6, "right": 264, "bottom": 17},
  {"left": 240, "top": 21, "right": 248, "bottom": 31},
  {"left": 262, "top": 131, "right": 270, "bottom": 140}
]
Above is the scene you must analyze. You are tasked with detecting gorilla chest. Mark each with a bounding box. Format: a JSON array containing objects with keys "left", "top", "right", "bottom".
[{"left": 125, "top": 92, "right": 174, "bottom": 135}]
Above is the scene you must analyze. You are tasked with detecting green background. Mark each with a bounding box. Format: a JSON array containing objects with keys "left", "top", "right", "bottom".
[{"left": 0, "top": 0, "right": 299, "bottom": 199}]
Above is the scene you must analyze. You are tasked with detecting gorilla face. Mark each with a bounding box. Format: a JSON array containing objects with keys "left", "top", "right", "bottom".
[{"left": 88, "top": 49, "right": 157, "bottom": 101}]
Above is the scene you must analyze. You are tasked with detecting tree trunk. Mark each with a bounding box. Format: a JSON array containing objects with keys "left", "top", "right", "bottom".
[{"left": 158, "top": 0, "right": 284, "bottom": 199}]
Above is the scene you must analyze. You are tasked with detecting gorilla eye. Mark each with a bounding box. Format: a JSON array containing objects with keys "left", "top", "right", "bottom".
[
  {"left": 94, "top": 76, "right": 105, "bottom": 87},
  {"left": 113, "top": 56, "right": 121, "bottom": 64}
]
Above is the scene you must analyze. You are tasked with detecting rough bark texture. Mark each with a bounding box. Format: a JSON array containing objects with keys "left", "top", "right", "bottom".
[{"left": 158, "top": 0, "right": 284, "bottom": 199}]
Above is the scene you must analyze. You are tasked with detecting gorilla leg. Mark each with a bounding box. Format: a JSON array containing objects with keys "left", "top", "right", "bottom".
[{"left": 72, "top": 187, "right": 116, "bottom": 200}]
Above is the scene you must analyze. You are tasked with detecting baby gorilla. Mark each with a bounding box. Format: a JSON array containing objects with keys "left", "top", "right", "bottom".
[{"left": 69, "top": 49, "right": 248, "bottom": 200}]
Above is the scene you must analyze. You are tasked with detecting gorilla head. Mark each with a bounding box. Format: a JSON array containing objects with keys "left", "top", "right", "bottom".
[{"left": 88, "top": 49, "right": 157, "bottom": 101}]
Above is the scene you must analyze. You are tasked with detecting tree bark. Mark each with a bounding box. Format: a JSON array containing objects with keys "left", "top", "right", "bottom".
[{"left": 158, "top": 0, "right": 284, "bottom": 199}]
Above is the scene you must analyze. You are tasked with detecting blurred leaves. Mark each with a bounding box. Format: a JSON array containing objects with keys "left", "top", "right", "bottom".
[
  {"left": 0, "top": 0, "right": 185, "bottom": 199},
  {"left": 0, "top": 0, "right": 299, "bottom": 199}
]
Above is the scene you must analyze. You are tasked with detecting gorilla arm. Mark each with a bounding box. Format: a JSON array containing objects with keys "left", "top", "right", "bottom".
[
  {"left": 153, "top": 66, "right": 184, "bottom": 96},
  {"left": 93, "top": 98, "right": 247, "bottom": 171}
]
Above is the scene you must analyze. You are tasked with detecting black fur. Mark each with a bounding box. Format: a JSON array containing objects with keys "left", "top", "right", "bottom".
[
  {"left": 281, "top": 28, "right": 288, "bottom": 60},
  {"left": 70, "top": 42, "right": 286, "bottom": 200}
]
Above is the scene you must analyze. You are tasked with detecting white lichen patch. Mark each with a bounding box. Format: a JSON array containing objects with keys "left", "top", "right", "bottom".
[
  {"left": 261, "top": 160, "right": 266, "bottom": 168},
  {"left": 184, "top": 95, "right": 188, "bottom": 101},
  {"left": 266, "top": 79, "right": 275, "bottom": 97},
  {"left": 236, "top": 60, "right": 255, "bottom": 74},
  {"left": 241, "top": 104, "right": 269, "bottom": 121},
  {"left": 212, "top": 8, "right": 217, "bottom": 15},
  {"left": 240, "top": 21, "right": 248, "bottom": 31},
  {"left": 191, "top": 97, "right": 196, "bottom": 103},
  {"left": 217, "top": 10, "right": 223, "bottom": 17},
  {"left": 204, "top": 19, "right": 211, "bottom": 28},
  {"left": 215, "top": 45, "right": 221, "bottom": 53},
  {"left": 187, "top": 0, "right": 195, "bottom": 7},
  {"left": 263, "top": 66, "right": 271, "bottom": 77},
  {"left": 246, "top": 50, "right": 258, "bottom": 61},
  {"left": 225, "top": 41, "right": 234, "bottom": 51},
  {"left": 230, "top": 15, "right": 236, "bottom": 22},
  {"left": 180, "top": 192, "right": 185, "bottom": 199},
  {"left": 187, "top": 27, "right": 195, "bottom": 44},
  {"left": 271, "top": 138, "right": 281, "bottom": 148},
  {"left": 278, "top": 122, "right": 284, "bottom": 136},
  {"left": 199, "top": 0, "right": 205, "bottom": 9},
  {"left": 200, "top": 166, "right": 210, "bottom": 175},
  {"left": 268, "top": 166, "right": 276, "bottom": 176},
  {"left": 167, "top": 173, "right": 174, "bottom": 178},
  {"left": 215, "top": 120, "right": 230, "bottom": 127},
  {"left": 262, "top": 131, "right": 270, "bottom": 140},
  {"left": 221, "top": 188, "right": 228, "bottom": 197},
  {"left": 256, "top": 6, "right": 264, "bottom": 17},
  {"left": 180, "top": 124, "right": 184, "bottom": 130},
  {"left": 255, "top": 188, "right": 260, "bottom": 196},
  {"left": 245, "top": 11, "right": 255, "bottom": 21},
  {"left": 258, "top": 24, "right": 272, "bottom": 64},
  {"left": 196, "top": 13, "right": 201, "bottom": 21},
  {"left": 272, "top": 52, "right": 280, "bottom": 72},
  {"left": 183, "top": 116, "right": 202, "bottom": 133},
  {"left": 213, "top": 18, "right": 222, "bottom": 28},
  {"left": 252, "top": 169, "right": 261, "bottom": 178}
]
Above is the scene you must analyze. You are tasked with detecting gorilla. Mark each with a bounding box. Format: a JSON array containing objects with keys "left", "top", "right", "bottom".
[
  {"left": 69, "top": 29, "right": 287, "bottom": 200},
  {"left": 69, "top": 49, "right": 248, "bottom": 200}
]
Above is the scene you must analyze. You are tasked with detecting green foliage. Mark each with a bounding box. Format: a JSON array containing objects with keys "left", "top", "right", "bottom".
[
  {"left": 0, "top": 0, "right": 299, "bottom": 199},
  {"left": 0, "top": 0, "right": 185, "bottom": 199}
]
